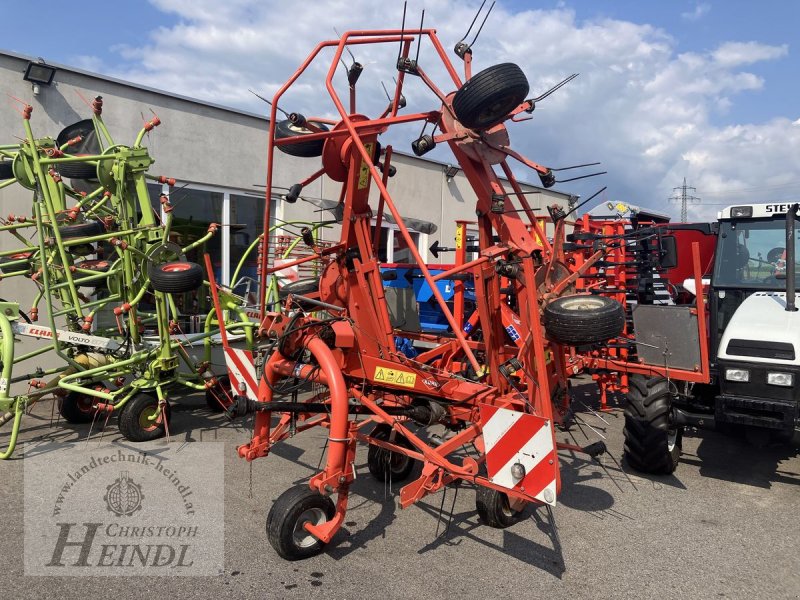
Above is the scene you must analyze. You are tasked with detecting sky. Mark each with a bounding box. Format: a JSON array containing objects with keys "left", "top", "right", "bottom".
[{"left": 1, "top": 0, "right": 799, "bottom": 221}]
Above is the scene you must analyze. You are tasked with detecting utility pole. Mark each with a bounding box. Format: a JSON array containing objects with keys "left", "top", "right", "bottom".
[{"left": 669, "top": 177, "right": 700, "bottom": 222}]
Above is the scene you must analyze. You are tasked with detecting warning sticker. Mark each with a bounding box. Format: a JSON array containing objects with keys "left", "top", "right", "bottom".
[
  {"left": 358, "top": 143, "right": 374, "bottom": 189},
  {"left": 373, "top": 366, "right": 416, "bottom": 388}
]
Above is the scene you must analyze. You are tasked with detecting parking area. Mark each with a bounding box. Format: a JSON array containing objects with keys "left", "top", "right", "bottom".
[{"left": 1, "top": 379, "right": 798, "bottom": 599}]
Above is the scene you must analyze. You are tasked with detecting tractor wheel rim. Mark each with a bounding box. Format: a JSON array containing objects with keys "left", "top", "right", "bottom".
[
  {"left": 77, "top": 395, "right": 94, "bottom": 414},
  {"left": 162, "top": 263, "right": 191, "bottom": 272},
  {"left": 292, "top": 508, "right": 326, "bottom": 548},
  {"left": 138, "top": 406, "right": 159, "bottom": 431}
]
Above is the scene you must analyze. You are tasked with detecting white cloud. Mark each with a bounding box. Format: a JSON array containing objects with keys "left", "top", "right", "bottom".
[
  {"left": 682, "top": 3, "right": 711, "bottom": 21},
  {"left": 81, "top": 0, "right": 798, "bottom": 223}
]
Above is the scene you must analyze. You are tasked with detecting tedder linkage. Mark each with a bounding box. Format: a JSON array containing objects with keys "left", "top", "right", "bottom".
[{"left": 212, "top": 22, "right": 625, "bottom": 560}]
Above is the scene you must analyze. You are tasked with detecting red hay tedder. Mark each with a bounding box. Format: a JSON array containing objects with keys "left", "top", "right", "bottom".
[{"left": 207, "top": 21, "right": 712, "bottom": 560}]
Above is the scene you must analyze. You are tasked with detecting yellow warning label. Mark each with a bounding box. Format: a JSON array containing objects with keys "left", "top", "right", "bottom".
[
  {"left": 358, "top": 143, "right": 374, "bottom": 189},
  {"left": 373, "top": 366, "right": 416, "bottom": 388},
  {"left": 455, "top": 227, "right": 463, "bottom": 250}
]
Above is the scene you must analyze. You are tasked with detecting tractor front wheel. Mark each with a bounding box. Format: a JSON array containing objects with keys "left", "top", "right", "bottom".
[
  {"left": 118, "top": 394, "right": 171, "bottom": 442},
  {"left": 267, "top": 485, "right": 335, "bottom": 560},
  {"left": 623, "top": 375, "right": 682, "bottom": 474}
]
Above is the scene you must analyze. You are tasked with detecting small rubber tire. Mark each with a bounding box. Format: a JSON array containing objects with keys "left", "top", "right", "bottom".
[
  {"left": 59, "top": 220, "right": 105, "bottom": 240},
  {"left": 623, "top": 375, "right": 682, "bottom": 474},
  {"left": 366, "top": 424, "right": 416, "bottom": 483},
  {"left": 58, "top": 390, "right": 97, "bottom": 424},
  {"left": 275, "top": 120, "right": 330, "bottom": 158},
  {"left": 452, "top": 63, "right": 529, "bottom": 130},
  {"left": 277, "top": 277, "right": 321, "bottom": 311},
  {"left": 205, "top": 375, "right": 232, "bottom": 412},
  {"left": 475, "top": 466, "right": 522, "bottom": 528},
  {"left": 74, "top": 259, "right": 111, "bottom": 288},
  {"left": 149, "top": 261, "right": 203, "bottom": 293},
  {"left": 543, "top": 294, "right": 625, "bottom": 345},
  {"left": 118, "top": 393, "right": 171, "bottom": 442},
  {"left": 0, "top": 161, "right": 13, "bottom": 180},
  {"left": 267, "top": 485, "right": 336, "bottom": 560},
  {"left": 56, "top": 156, "right": 98, "bottom": 180}
]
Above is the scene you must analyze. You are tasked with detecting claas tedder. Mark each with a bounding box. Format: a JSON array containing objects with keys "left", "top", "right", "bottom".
[{"left": 212, "top": 21, "right": 626, "bottom": 560}]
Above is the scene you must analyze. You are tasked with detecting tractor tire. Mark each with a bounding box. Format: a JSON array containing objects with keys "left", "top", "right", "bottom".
[
  {"left": 267, "top": 485, "right": 336, "bottom": 560},
  {"left": 56, "top": 157, "right": 98, "bottom": 180},
  {"left": 475, "top": 466, "right": 522, "bottom": 528},
  {"left": 118, "top": 393, "right": 171, "bottom": 442},
  {"left": 274, "top": 120, "right": 330, "bottom": 158},
  {"left": 623, "top": 375, "right": 682, "bottom": 474},
  {"left": 149, "top": 261, "right": 204, "bottom": 293},
  {"left": 59, "top": 220, "right": 105, "bottom": 240},
  {"left": 543, "top": 294, "right": 625, "bottom": 345},
  {"left": 452, "top": 63, "right": 529, "bottom": 130},
  {"left": 366, "top": 424, "right": 416, "bottom": 483},
  {"left": 205, "top": 375, "right": 232, "bottom": 412},
  {"left": 58, "top": 390, "right": 97, "bottom": 424},
  {"left": 0, "top": 161, "right": 13, "bottom": 180}
]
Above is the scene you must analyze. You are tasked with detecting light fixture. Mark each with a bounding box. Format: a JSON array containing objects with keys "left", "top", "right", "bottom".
[
  {"left": 444, "top": 164, "right": 459, "bottom": 180},
  {"left": 23, "top": 58, "right": 57, "bottom": 96}
]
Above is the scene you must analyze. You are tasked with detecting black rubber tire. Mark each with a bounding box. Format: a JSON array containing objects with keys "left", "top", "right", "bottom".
[
  {"left": 274, "top": 120, "right": 330, "bottom": 157},
  {"left": 277, "top": 277, "right": 321, "bottom": 311},
  {"left": 0, "top": 161, "right": 13, "bottom": 180},
  {"left": 566, "top": 232, "right": 597, "bottom": 242},
  {"left": 118, "top": 393, "right": 171, "bottom": 442},
  {"left": 267, "top": 485, "right": 336, "bottom": 560},
  {"left": 59, "top": 220, "right": 105, "bottom": 240},
  {"left": 452, "top": 63, "right": 529, "bottom": 130},
  {"left": 149, "top": 261, "right": 204, "bottom": 293},
  {"left": 543, "top": 294, "right": 625, "bottom": 345},
  {"left": 205, "top": 375, "right": 232, "bottom": 412},
  {"left": 74, "top": 259, "right": 111, "bottom": 288},
  {"left": 366, "top": 424, "right": 416, "bottom": 483},
  {"left": 475, "top": 467, "right": 522, "bottom": 528},
  {"left": 58, "top": 391, "right": 97, "bottom": 424},
  {"left": 56, "top": 157, "right": 98, "bottom": 180},
  {"left": 623, "top": 375, "right": 682, "bottom": 474}
]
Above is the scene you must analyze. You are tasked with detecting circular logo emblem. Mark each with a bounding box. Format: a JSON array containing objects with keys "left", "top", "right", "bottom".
[{"left": 104, "top": 471, "right": 144, "bottom": 516}]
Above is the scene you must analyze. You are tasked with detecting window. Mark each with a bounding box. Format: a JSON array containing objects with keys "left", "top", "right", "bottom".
[{"left": 371, "top": 222, "right": 423, "bottom": 264}]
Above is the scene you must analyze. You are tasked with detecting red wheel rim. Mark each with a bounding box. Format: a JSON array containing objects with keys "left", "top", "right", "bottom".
[{"left": 161, "top": 263, "right": 192, "bottom": 273}]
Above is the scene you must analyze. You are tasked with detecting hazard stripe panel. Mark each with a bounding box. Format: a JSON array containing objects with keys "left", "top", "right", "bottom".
[{"left": 224, "top": 347, "right": 258, "bottom": 399}]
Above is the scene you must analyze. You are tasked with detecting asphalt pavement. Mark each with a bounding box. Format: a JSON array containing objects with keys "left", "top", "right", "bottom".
[{"left": 1, "top": 379, "right": 798, "bottom": 599}]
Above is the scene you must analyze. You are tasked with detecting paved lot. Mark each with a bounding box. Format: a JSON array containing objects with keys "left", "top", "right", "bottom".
[{"left": 1, "top": 380, "right": 798, "bottom": 599}]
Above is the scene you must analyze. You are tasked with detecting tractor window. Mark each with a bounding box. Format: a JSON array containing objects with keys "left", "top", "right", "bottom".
[{"left": 713, "top": 217, "right": 800, "bottom": 289}]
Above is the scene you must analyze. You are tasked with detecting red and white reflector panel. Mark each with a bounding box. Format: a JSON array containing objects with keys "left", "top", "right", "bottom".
[
  {"left": 224, "top": 347, "right": 258, "bottom": 399},
  {"left": 480, "top": 404, "right": 558, "bottom": 506}
]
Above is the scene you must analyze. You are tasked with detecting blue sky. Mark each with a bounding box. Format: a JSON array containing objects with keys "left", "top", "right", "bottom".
[{"left": 1, "top": 0, "right": 798, "bottom": 220}]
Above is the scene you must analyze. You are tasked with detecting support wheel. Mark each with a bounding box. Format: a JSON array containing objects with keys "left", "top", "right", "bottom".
[
  {"left": 274, "top": 120, "right": 330, "bottom": 157},
  {"left": 205, "top": 375, "right": 232, "bottom": 412},
  {"left": 475, "top": 466, "right": 522, "bottom": 528},
  {"left": 118, "top": 393, "right": 171, "bottom": 442},
  {"left": 267, "top": 485, "right": 335, "bottom": 560},
  {"left": 149, "top": 261, "right": 204, "bottom": 293},
  {"left": 58, "top": 391, "right": 97, "bottom": 424},
  {"left": 623, "top": 375, "right": 682, "bottom": 474},
  {"left": 543, "top": 294, "right": 625, "bottom": 345},
  {"left": 366, "top": 424, "right": 416, "bottom": 483},
  {"left": 452, "top": 63, "right": 529, "bottom": 130}
]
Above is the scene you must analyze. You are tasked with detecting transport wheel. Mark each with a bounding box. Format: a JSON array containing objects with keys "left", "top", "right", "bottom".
[
  {"left": 58, "top": 390, "right": 98, "bottom": 424},
  {"left": 118, "top": 393, "right": 171, "bottom": 442},
  {"left": 267, "top": 485, "right": 336, "bottom": 560},
  {"left": 274, "top": 119, "right": 330, "bottom": 157},
  {"left": 56, "top": 157, "right": 98, "bottom": 180},
  {"left": 543, "top": 294, "right": 625, "bottom": 345},
  {"left": 366, "top": 424, "right": 416, "bottom": 483},
  {"left": 0, "top": 160, "right": 13, "bottom": 180},
  {"left": 475, "top": 467, "right": 522, "bottom": 528},
  {"left": 149, "top": 261, "right": 203, "bottom": 293},
  {"left": 205, "top": 375, "right": 232, "bottom": 412},
  {"left": 623, "top": 375, "right": 682, "bottom": 474},
  {"left": 277, "top": 277, "right": 321, "bottom": 310},
  {"left": 58, "top": 219, "right": 105, "bottom": 240},
  {"left": 452, "top": 63, "right": 529, "bottom": 130},
  {"left": 74, "top": 259, "right": 112, "bottom": 288}
]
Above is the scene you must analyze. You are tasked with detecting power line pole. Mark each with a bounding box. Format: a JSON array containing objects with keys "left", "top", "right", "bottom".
[{"left": 669, "top": 177, "right": 700, "bottom": 222}]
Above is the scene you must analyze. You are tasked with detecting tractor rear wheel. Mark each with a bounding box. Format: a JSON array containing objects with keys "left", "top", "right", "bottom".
[
  {"left": 267, "top": 485, "right": 335, "bottom": 560},
  {"left": 452, "top": 63, "right": 529, "bottom": 130},
  {"left": 366, "top": 424, "right": 416, "bottom": 483},
  {"left": 543, "top": 294, "right": 625, "bottom": 345},
  {"left": 623, "top": 375, "right": 682, "bottom": 474},
  {"left": 118, "top": 394, "right": 171, "bottom": 442}
]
